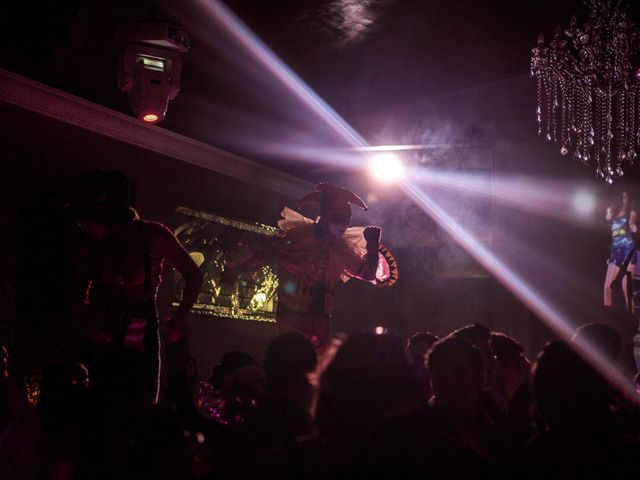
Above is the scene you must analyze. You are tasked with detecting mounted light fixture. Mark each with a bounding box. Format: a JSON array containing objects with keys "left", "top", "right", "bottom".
[{"left": 116, "top": 22, "right": 189, "bottom": 124}]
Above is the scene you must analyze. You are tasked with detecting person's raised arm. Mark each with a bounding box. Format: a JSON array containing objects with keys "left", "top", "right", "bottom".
[
  {"left": 363, "top": 226, "right": 382, "bottom": 277},
  {"left": 152, "top": 223, "right": 203, "bottom": 341},
  {"left": 347, "top": 226, "right": 383, "bottom": 282}
]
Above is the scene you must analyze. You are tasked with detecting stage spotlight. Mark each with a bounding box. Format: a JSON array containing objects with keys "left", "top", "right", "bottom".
[
  {"left": 369, "top": 153, "right": 405, "bottom": 182},
  {"left": 116, "top": 22, "right": 189, "bottom": 124},
  {"left": 573, "top": 190, "right": 595, "bottom": 217}
]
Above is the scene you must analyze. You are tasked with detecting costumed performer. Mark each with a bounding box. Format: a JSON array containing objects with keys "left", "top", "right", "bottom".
[
  {"left": 226, "top": 183, "right": 398, "bottom": 349},
  {"left": 604, "top": 189, "right": 637, "bottom": 309}
]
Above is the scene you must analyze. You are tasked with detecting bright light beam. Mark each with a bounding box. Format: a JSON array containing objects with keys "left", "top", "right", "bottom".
[
  {"left": 202, "top": 0, "right": 369, "bottom": 162},
  {"left": 410, "top": 168, "right": 603, "bottom": 228},
  {"left": 199, "top": 0, "right": 634, "bottom": 399},
  {"left": 402, "top": 181, "right": 574, "bottom": 339},
  {"left": 402, "top": 180, "right": 637, "bottom": 400}
]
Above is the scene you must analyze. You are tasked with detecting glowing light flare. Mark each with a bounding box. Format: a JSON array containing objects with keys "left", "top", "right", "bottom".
[
  {"left": 143, "top": 113, "right": 159, "bottom": 123},
  {"left": 401, "top": 180, "right": 638, "bottom": 402},
  {"left": 375, "top": 326, "right": 386, "bottom": 335},
  {"left": 369, "top": 153, "right": 405, "bottom": 183},
  {"left": 573, "top": 190, "right": 596, "bottom": 217}
]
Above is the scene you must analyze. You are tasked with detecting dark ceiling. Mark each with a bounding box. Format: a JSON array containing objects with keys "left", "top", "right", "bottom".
[{"left": 3, "top": 0, "right": 638, "bottom": 179}]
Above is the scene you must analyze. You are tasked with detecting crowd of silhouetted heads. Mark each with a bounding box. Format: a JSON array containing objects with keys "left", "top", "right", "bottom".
[{"left": 2, "top": 317, "right": 640, "bottom": 480}]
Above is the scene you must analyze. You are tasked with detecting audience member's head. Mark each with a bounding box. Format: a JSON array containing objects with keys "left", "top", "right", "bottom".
[
  {"left": 572, "top": 322, "right": 622, "bottom": 365},
  {"left": 316, "top": 333, "right": 418, "bottom": 438},
  {"left": 406, "top": 332, "right": 439, "bottom": 366},
  {"left": 224, "top": 367, "right": 264, "bottom": 404},
  {"left": 452, "top": 323, "right": 495, "bottom": 388},
  {"left": 490, "top": 332, "right": 530, "bottom": 402},
  {"left": 262, "top": 333, "right": 317, "bottom": 412},
  {"left": 264, "top": 332, "right": 317, "bottom": 388},
  {"left": 452, "top": 323, "right": 491, "bottom": 345},
  {"left": 427, "top": 336, "right": 484, "bottom": 406},
  {"left": 531, "top": 340, "right": 611, "bottom": 432},
  {"left": 209, "top": 351, "right": 258, "bottom": 390}
]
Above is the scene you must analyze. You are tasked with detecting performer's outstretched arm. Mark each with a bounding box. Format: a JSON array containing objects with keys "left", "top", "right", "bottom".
[{"left": 152, "top": 223, "right": 203, "bottom": 340}]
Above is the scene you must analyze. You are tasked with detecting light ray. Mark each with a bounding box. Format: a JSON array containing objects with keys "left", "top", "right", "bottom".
[
  {"left": 410, "top": 167, "right": 604, "bottom": 229},
  {"left": 191, "top": 0, "right": 635, "bottom": 399},
  {"left": 200, "top": 0, "right": 369, "bottom": 154},
  {"left": 403, "top": 181, "right": 574, "bottom": 338},
  {"left": 402, "top": 180, "right": 637, "bottom": 400}
]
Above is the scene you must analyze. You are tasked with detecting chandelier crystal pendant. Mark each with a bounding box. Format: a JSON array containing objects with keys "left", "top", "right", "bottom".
[{"left": 531, "top": 0, "right": 640, "bottom": 183}]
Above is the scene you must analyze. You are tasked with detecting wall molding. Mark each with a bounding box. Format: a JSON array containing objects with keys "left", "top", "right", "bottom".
[{"left": 0, "top": 68, "right": 312, "bottom": 197}]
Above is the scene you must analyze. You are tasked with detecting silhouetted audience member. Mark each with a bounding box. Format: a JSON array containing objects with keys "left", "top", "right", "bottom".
[
  {"left": 195, "top": 351, "right": 263, "bottom": 433},
  {"left": 237, "top": 333, "right": 318, "bottom": 478},
  {"left": 262, "top": 332, "right": 317, "bottom": 429},
  {"left": 518, "top": 340, "right": 640, "bottom": 478},
  {"left": 314, "top": 333, "right": 420, "bottom": 473},
  {"left": 194, "top": 351, "right": 265, "bottom": 474},
  {"left": 452, "top": 324, "right": 504, "bottom": 427},
  {"left": 452, "top": 324, "right": 496, "bottom": 389},
  {"left": 489, "top": 332, "right": 530, "bottom": 411},
  {"left": 166, "top": 347, "right": 200, "bottom": 430},
  {"left": 406, "top": 332, "right": 439, "bottom": 402},
  {"left": 406, "top": 332, "right": 439, "bottom": 365},
  {"left": 571, "top": 322, "right": 640, "bottom": 437},
  {"left": 38, "top": 358, "right": 90, "bottom": 436},
  {"left": 214, "top": 351, "right": 259, "bottom": 389},
  {"left": 38, "top": 358, "right": 91, "bottom": 479},
  {"left": 0, "top": 344, "right": 47, "bottom": 480},
  {"left": 488, "top": 333, "right": 533, "bottom": 462},
  {"left": 128, "top": 405, "right": 194, "bottom": 480},
  {"left": 427, "top": 335, "right": 497, "bottom": 460},
  {"left": 69, "top": 346, "right": 163, "bottom": 479},
  {"left": 572, "top": 322, "right": 621, "bottom": 365},
  {"left": 338, "top": 335, "right": 491, "bottom": 479}
]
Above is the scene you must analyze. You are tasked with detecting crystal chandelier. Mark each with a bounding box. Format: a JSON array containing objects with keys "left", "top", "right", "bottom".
[{"left": 531, "top": 0, "right": 640, "bottom": 183}]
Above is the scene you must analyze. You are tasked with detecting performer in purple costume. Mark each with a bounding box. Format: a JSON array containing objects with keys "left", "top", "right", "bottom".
[{"left": 604, "top": 190, "right": 637, "bottom": 309}]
